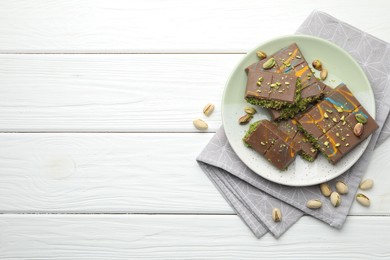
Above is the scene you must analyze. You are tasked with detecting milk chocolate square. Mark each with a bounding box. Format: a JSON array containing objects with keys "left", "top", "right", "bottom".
[
  {"left": 245, "top": 69, "right": 273, "bottom": 100},
  {"left": 268, "top": 73, "right": 297, "bottom": 103},
  {"left": 245, "top": 70, "right": 299, "bottom": 109},
  {"left": 264, "top": 138, "right": 297, "bottom": 170},
  {"left": 243, "top": 120, "right": 298, "bottom": 170}
]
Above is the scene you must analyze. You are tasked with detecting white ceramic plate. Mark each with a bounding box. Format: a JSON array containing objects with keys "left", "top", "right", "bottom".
[{"left": 222, "top": 35, "right": 375, "bottom": 186}]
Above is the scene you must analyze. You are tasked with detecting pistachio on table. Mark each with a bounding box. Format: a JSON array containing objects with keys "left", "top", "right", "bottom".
[
  {"left": 330, "top": 191, "right": 341, "bottom": 207},
  {"left": 306, "top": 199, "right": 322, "bottom": 209},
  {"left": 359, "top": 179, "right": 374, "bottom": 190},
  {"left": 319, "top": 183, "right": 332, "bottom": 197},
  {"left": 335, "top": 181, "right": 349, "bottom": 195},
  {"left": 203, "top": 103, "right": 215, "bottom": 116},
  {"left": 272, "top": 208, "right": 282, "bottom": 222},
  {"left": 193, "top": 119, "right": 208, "bottom": 130},
  {"left": 356, "top": 193, "right": 370, "bottom": 207}
]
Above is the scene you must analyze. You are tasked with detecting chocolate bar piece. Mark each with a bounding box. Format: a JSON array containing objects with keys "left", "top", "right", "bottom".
[
  {"left": 296, "top": 84, "right": 379, "bottom": 164},
  {"left": 268, "top": 82, "right": 331, "bottom": 121},
  {"left": 247, "top": 43, "right": 328, "bottom": 120},
  {"left": 243, "top": 120, "right": 297, "bottom": 170},
  {"left": 276, "top": 119, "right": 319, "bottom": 162},
  {"left": 245, "top": 70, "right": 300, "bottom": 109}
]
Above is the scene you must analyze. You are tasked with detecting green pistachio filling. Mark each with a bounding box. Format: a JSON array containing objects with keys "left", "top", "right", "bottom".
[
  {"left": 242, "top": 120, "right": 261, "bottom": 147},
  {"left": 246, "top": 79, "right": 302, "bottom": 110},
  {"left": 275, "top": 94, "right": 323, "bottom": 120},
  {"left": 300, "top": 152, "right": 315, "bottom": 162}
]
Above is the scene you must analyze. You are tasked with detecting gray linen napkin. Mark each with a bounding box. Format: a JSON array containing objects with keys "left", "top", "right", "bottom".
[{"left": 197, "top": 10, "right": 390, "bottom": 238}]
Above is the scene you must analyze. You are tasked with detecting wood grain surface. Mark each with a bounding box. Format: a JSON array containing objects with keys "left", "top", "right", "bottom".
[
  {"left": 1, "top": 0, "right": 390, "bottom": 258},
  {"left": 0, "top": 54, "right": 240, "bottom": 132},
  {"left": 0, "top": 133, "right": 388, "bottom": 215},
  {"left": 1, "top": 215, "right": 390, "bottom": 259},
  {"left": 0, "top": 0, "right": 389, "bottom": 53}
]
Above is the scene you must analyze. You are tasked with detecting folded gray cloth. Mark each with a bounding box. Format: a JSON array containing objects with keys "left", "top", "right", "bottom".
[{"left": 197, "top": 10, "right": 390, "bottom": 238}]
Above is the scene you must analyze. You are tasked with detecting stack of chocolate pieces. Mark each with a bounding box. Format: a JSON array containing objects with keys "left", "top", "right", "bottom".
[{"left": 243, "top": 43, "right": 379, "bottom": 170}]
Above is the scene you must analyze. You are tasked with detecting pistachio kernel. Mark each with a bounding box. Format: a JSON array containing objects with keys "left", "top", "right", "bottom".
[
  {"left": 263, "top": 57, "right": 276, "bottom": 70},
  {"left": 256, "top": 50, "right": 267, "bottom": 60},
  {"left": 239, "top": 114, "right": 253, "bottom": 125},
  {"left": 355, "top": 113, "right": 367, "bottom": 124},
  {"left": 324, "top": 112, "right": 329, "bottom": 119},
  {"left": 336, "top": 106, "right": 344, "bottom": 113},
  {"left": 244, "top": 106, "right": 257, "bottom": 115}
]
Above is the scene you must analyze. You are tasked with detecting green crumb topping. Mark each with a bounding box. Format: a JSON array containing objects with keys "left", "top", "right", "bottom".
[
  {"left": 296, "top": 124, "right": 321, "bottom": 149},
  {"left": 242, "top": 120, "right": 261, "bottom": 147},
  {"left": 275, "top": 95, "right": 323, "bottom": 120},
  {"left": 300, "top": 152, "right": 315, "bottom": 162}
]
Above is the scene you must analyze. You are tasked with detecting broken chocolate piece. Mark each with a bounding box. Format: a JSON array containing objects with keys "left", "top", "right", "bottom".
[
  {"left": 296, "top": 84, "right": 379, "bottom": 164},
  {"left": 245, "top": 70, "right": 300, "bottom": 109},
  {"left": 243, "top": 120, "right": 297, "bottom": 170}
]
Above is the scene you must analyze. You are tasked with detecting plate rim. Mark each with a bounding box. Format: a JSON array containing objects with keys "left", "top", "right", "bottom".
[{"left": 221, "top": 34, "right": 375, "bottom": 187}]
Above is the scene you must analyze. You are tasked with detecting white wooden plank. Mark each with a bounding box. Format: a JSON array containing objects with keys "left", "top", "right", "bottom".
[
  {"left": 0, "top": 0, "right": 389, "bottom": 53},
  {"left": 0, "top": 133, "right": 231, "bottom": 213},
  {"left": 0, "top": 133, "right": 389, "bottom": 215},
  {"left": 0, "top": 54, "right": 241, "bottom": 132},
  {"left": 1, "top": 214, "right": 389, "bottom": 259}
]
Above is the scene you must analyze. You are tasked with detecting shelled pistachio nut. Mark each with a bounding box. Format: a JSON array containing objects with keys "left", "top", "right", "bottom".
[
  {"left": 193, "top": 119, "right": 208, "bottom": 130},
  {"left": 355, "top": 113, "right": 367, "bottom": 124},
  {"left": 262, "top": 57, "right": 275, "bottom": 69},
  {"left": 319, "top": 183, "right": 332, "bottom": 197},
  {"left": 272, "top": 208, "right": 282, "bottom": 222},
  {"left": 306, "top": 199, "right": 322, "bottom": 209},
  {"left": 244, "top": 106, "right": 257, "bottom": 115},
  {"left": 359, "top": 179, "right": 374, "bottom": 190},
  {"left": 356, "top": 193, "right": 370, "bottom": 207},
  {"left": 335, "top": 181, "right": 349, "bottom": 195},
  {"left": 330, "top": 192, "right": 341, "bottom": 207},
  {"left": 239, "top": 114, "right": 253, "bottom": 125}
]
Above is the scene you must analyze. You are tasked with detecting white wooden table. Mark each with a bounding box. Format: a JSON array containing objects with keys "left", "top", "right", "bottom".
[{"left": 1, "top": 1, "right": 390, "bottom": 258}]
